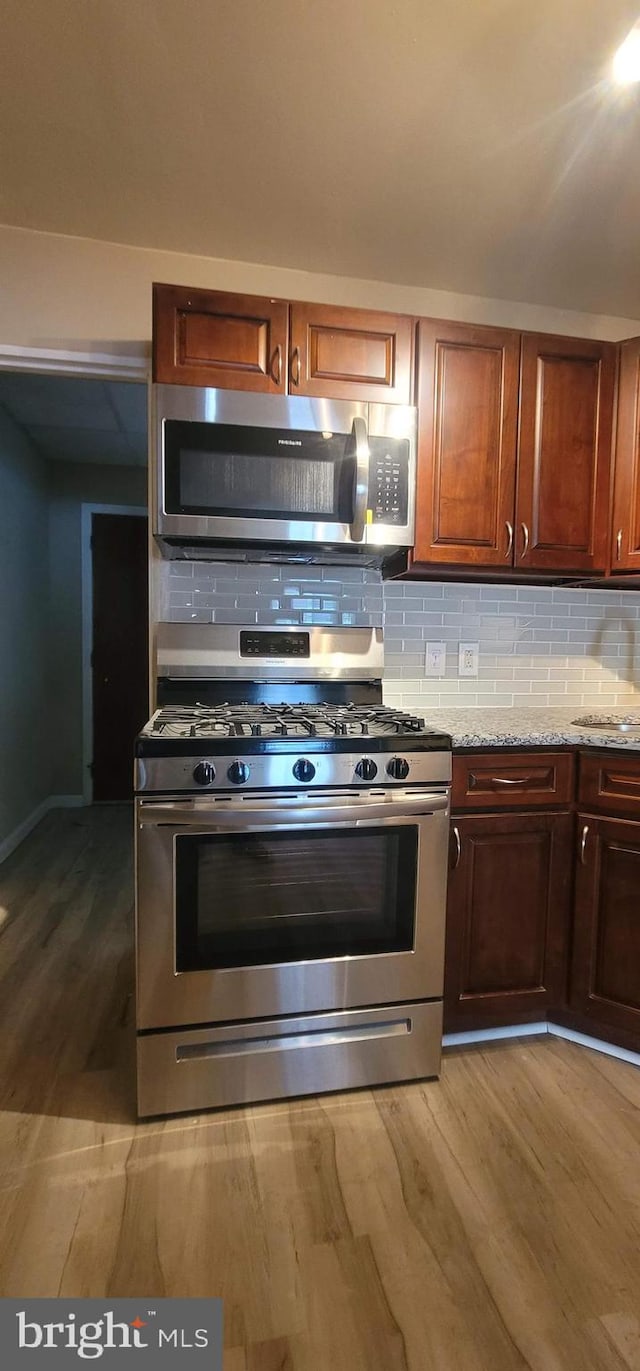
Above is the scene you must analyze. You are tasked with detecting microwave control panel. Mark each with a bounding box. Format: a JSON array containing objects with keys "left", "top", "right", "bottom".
[{"left": 368, "top": 438, "right": 409, "bottom": 525}]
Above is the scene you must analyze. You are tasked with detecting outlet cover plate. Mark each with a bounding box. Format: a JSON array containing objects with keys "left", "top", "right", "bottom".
[{"left": 458, "top": 642, "right": 479, "bottom": 677}]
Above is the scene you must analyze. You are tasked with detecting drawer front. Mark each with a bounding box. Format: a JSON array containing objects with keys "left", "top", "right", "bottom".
[
  {"left": 452, "top": 750, "right": 574, "bottom": 810},
  {"left": 579, "top": 751, "right": 640, "bottom": 817}
]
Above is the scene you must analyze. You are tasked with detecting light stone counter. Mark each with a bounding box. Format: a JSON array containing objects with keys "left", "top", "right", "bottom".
[{"left": 418, "top": 707, "right": 640, "bottom": 751}]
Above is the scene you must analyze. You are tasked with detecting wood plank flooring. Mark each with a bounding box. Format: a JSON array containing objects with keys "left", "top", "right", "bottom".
[{"left": 0, "top": 806, "right": 639, "bottom": 1368}]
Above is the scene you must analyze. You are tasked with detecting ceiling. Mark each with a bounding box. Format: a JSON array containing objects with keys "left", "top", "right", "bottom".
[
  {"left": 0, "top": 374, "right": 147, "bottom": 465},
  {"left": 1, "top": 1, "right": 640, "bottom": 317}
]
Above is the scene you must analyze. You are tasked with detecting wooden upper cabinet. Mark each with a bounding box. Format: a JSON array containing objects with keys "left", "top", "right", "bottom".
[
  {"left": 288, "top": 303, "right": 414, "bottom": 403},
  {"left": 611, "top": 336, "right": 640, "bottom": 570},
  {"left": 414, "top": 320, "right": 519, "bottom": 565},
  {"left": 152, "top": 284, "right": 289, "bottom": 392},
  {"left": 515, "top": 334, "right": 616, "bottom": 571}
]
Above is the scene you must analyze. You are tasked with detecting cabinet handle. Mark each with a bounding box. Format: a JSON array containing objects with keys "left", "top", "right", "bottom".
[
  {"left": 580, "top": 824, "right": 589, "bottom": 865},
  {"left": 505, "top": 521, "right": 513, "bottom": 560},
  {"left": 490, "top": 775, "right": 536, "bottom": 787},
  {"left": 270, "top": 344, "right": 282, "bottom": 386},
  {"left": 451, "top": 825, "right": 461, "bottom": 869},
  {"left": 521, "top": 522, "right": 530, "bottom": 558},
  {"left": 616, "top": 528, "right": 623, "bottom": 562},
  {"left": 290, "top": 346, "right": 301, "bottom": 386}
]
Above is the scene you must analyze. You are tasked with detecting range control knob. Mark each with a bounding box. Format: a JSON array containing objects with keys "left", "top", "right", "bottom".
[
  {"left": 293, "top": 758, "right": 316, "bottom": 783},
  {"left": 227, "top": 760, "right": 250, "bottom": 785},
  {"left": 387, "top": 756, "right": 410, "bottom": 781},
  {"left": 193, "top": 761, "right": 215, "bottom": 786},
  {"left": 355, "top": 758, "right": 377, "bottom": 781}
]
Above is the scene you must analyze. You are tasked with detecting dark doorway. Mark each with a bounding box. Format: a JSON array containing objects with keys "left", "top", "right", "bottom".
[{"left": 92, "top": 513, "right": 148, "bottom": 801}]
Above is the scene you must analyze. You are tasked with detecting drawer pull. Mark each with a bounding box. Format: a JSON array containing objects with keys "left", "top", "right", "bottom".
[
  {"left": 580, "top": 824, "right": 589, "bottom": 865},
  {"left": 452, "top": 825, "right": 461, "bottom": 869},
  {"left": 490, "top": 775, "right": 537, "bottom": 787}
]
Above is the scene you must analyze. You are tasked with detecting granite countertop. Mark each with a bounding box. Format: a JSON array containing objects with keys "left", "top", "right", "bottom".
[{"left": 419, "top": 707, "right": 640, "bottom": 751}]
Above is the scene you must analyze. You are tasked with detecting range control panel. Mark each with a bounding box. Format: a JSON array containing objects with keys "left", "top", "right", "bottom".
[
  {"left": 369, "top": 437, "right": 409, "bottom": 525},
  {"left": 240, "top": 631, "right": 311, "bottom": 659}
]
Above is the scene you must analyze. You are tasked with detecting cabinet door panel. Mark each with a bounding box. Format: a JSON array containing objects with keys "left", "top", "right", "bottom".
[
  {"left": 611, "top": 336, "right": 640, "bottom": 570},
  {"left": 571, "top": 815, "right": 640, "bottom": 1038},
  {"left": 414, "top": 320, "right": 519, "bottom": 565},
  {"left": 153, "top": 284, "right": 288, "bottom": 392},
  {"left": 444, "top": 812, "right": 572, "bottom": 1030},
  {"left": 289, "top": 303, "right": 413, "bottom": 403},
  {"left": 516, "top": 334, "right": 615, "bottom": 571}
]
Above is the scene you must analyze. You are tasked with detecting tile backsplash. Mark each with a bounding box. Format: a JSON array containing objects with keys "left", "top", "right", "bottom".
[
  {"left": 160, "top": 561, "right": 640, "bottom": 710},
  {"left": 382, "top": 581, "right": 640, "bottom": 711},
  {"left": 162, "top": 560, "right": 383, "bottom": 627}
]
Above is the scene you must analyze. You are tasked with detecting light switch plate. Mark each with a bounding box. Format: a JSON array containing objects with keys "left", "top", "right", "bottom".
[
  {"left": 458, "top": 642, "right": 479, "bottom": 677},
  {"left": 425, "top": 642, "right": 447, "bottom": 677}
]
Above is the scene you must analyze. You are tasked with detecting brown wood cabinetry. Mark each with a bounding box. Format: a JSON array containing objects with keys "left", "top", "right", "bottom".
[
  {"left": 414, "top": 325, "right": 615, "bottom": 573},
  {"left": 579, "top": 750, "right": 640, "bottom": 819},
  {"left": 153, "top": 284, "right": 289, "bottom": 393},
  {"left": 153, "top": 284, "right": 414, "bottom": 403},
  {"left": 611, "top": 336, "right": 640, "bottom": 571},
  {"left": 444, "top": 810, "right": 573, "bottom": 1030},
  {"left": 569, "top": 814, "right": 640, "bottom": 1043},
  {"left": 414, "top": 320, "right": 519, "bottom": 565},
  {"left": 289, "top": 303, "right": 413, "bottom": 403},
  {"left": 516, "top": 334, "right": 615, "bottom": 572},
  {"left": 452, "top": 750, "right": 573, "bottom": 810}
]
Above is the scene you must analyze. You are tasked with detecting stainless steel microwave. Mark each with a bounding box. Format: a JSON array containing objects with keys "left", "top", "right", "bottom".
[{"left": 152, "top": 384, "right": 417, "bottom": 559}]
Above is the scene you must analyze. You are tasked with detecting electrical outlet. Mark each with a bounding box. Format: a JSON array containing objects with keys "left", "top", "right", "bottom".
[
  {"left": 458, "top": 642, "right": 479, "bottom": 677},
  {"left": 425, "top": 642, "right": 446, "bottom": 677}
]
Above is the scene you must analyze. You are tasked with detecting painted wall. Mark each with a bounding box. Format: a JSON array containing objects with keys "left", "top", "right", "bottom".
[
  {"left": 48, "top": 461, "right": 147, "bottom": 795},
  {"left": 0, "top": 407, "right": 50, "bottom": 848},
  {"left": 1, "top": 224, "right": 640, "bottom": 363}
]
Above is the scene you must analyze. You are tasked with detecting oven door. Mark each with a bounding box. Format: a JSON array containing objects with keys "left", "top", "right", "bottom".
[{"left": 135, "top": 790, "right": 449, "bottom": 1030}]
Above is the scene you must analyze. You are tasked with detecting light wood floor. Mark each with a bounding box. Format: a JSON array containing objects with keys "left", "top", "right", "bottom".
[{"left": 1, "top": 806, "right": 639, "bottom": 1369}]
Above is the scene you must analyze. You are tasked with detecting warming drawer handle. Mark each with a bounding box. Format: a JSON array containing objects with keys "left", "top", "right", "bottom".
[{"left": 176, "top": 1017, "right": 412, "bottom": 1062}]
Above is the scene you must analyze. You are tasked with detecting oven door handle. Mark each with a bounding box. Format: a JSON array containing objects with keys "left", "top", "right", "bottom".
[
  {"left": 137, "top": 793, "right": 450, "bottom": 827},
  {"left": 349, "top": 415, "right": 370, "bottom": 544}
]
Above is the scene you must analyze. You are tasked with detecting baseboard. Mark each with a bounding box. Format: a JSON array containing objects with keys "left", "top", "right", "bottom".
[
  {"left": 0, "top": 794, "right": 85, "bottom": 865},
  {"left": 443, "top": 1022, "right": 549, "bottom": 1049},
  {"left": 442, "top": 1019, "right": 640, "bottom": 1072},
  {"left": 547, "top": 1023, "right": 640, "bottom": 1071}
]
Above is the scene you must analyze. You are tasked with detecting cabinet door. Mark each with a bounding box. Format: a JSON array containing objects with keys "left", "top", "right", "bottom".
[
  {"left": 414, "top": 320, "right": 519, "bottom": 565},
  {"left": 152, "top": 284, "right": 289, "bottom": 392},
  {"left": 516, "top": 334, "right": 615, "bottom": 571},
  {"left": 444, "top": 812, "right": 573, "bottom": 1031},
  {"left": 289, "top": 303, "right": 414, "bottom": 404},
  {"left": 611, "top": 336, "right": 640, "bottom": 570},
  {"left": 570, "top": 815, "right": 640, "bottom": 1042}
]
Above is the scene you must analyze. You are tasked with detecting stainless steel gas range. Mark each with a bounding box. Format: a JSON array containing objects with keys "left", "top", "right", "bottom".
[{"left": 134, "top": 624, "right": 451, "bottom": 1117}]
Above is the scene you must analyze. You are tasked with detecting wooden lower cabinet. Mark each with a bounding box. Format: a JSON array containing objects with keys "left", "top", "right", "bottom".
[
  {"left": 569, "top": 814, "right": 640, "bottom": 1043},
  {"left": 444, "top": 811, "right": 573, "bottom": 1031}
]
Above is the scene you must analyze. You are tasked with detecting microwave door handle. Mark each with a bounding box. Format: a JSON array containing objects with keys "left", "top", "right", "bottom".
[{"left": 349, "top": 416, "right": 370, "bottom": 543}]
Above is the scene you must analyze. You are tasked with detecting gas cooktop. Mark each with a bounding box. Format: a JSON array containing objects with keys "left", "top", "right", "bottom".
[{"left": 144, "top": 702, "right": 430, "bottom": 741}]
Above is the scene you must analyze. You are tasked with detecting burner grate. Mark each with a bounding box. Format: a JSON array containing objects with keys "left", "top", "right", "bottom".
[{"left": 148, "top": 702, "right": 427, "bottom": 741}]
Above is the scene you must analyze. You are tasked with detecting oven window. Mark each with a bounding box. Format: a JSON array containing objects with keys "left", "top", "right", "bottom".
[
  {"left": 164, "top": 421, "right": 355, "bottom": 523},
  {"left": 175, "top": 826, "right": 417, "bottom": 970}
]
